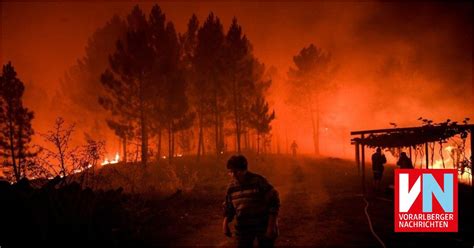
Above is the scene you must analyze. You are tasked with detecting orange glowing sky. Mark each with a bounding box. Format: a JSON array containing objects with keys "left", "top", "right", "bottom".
[{"left": 1, "top": 2, "right": 472, "bottom": 157}]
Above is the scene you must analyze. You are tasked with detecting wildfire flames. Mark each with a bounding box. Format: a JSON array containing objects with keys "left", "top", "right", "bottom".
[
  {"left": 428, "top": 146, "right": 472, "bottom": 184},
  {"left": 101, "top": 152, "right": 120, "bottom": 166}
]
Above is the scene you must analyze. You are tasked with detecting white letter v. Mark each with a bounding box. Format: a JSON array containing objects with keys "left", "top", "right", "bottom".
[{"left": 399, "top": 173, "right": 421, "bottom": 212}]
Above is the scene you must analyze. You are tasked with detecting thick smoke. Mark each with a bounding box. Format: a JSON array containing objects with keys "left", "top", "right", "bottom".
[{"left": 1, "top": 2, "right": 472, "bottom": 158}]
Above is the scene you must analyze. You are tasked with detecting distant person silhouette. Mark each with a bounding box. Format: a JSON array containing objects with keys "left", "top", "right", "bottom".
[
  {"left": 290, "top": 140, "right": 298, "bottom": 157},
  {"left": 397, "top": 152, "right": 414, "bottom": 169},
  {"left": 222, "top": 155, "right": 280, "bottom": 248},
  {"left": 371, "top": 147, "right": 387, "bottom": 192}
]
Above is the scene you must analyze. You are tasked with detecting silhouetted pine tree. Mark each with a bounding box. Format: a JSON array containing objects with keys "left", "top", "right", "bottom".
[
  {"left": 288, "top": 44, "right": 334, "bottom": 156},
  {"left": 0, "top": 62, "right": 35, "bottom": 182},
  {"left": 242, "top": 59, "right": 272, "bottom": 152},
  {"left": 146, "top": 4, "right": 168, "bottom": 161},
  {"left": 100, "top": 5, "right": 155, "bottom": 165},
  {"left": 180, "top": 15, "right": 205, "bottom": 159},
  {"left": 194, "top": 13, "right": 226, "bottom": 157},
  {"left": 223, "top": 18, "right": 255, "bottom": 153},
  {"left": 248, "top": 97, "right": 275, "bottom": 155},
  {"left": 160, "top": 20, "right": 195, "bottom": 162}
]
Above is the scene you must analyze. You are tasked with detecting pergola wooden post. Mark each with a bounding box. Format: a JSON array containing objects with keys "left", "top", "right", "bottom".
[
  {"left": 425, "top": 142, "right": 429, "bottom": 169},
  {"left": 471, "top": 127, "right": 473, "bottom": 188},
  {"left": 355, "top": 142, "right": 360, "bottom": 175},
  {"left": 361, "top": 134, "right": 366, "bottom": 195}
]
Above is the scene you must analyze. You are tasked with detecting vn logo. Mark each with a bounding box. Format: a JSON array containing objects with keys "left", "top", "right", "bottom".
[{"left": 395, "top": 169, "right": 458, "bottom": 232}]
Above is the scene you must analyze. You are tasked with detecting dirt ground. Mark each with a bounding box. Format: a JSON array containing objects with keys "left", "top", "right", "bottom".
[
  {"left": 175, "top": 156, "right": 340, "bottom": 247},
  {"left": 142, "top": 155, "right": 472, "bottom": 247}
]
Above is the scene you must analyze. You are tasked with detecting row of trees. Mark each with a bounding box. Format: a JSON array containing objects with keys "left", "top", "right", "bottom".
[
  {"left": 98, "top": 5, "right": 275, "bottom": 164},
  {"left": 60, "top": 4, "right": 336, "bottom": 162},
  {"left": 1, "top": 4, "right": 335, "bottom": 182}
]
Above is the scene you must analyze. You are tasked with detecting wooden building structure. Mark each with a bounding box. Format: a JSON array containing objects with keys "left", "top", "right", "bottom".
[{"left": 350, "top": 123, "right": 473, "bottom": 195}]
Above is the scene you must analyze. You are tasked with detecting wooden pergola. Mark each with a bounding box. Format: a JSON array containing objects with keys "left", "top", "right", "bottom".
[{"left": 350, "top": 124, "right": 474, "bottom": 194}]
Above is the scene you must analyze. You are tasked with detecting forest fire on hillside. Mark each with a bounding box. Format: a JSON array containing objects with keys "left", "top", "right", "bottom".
[{"left": 0, "top": 2, "right": 472, "bottom": 247}]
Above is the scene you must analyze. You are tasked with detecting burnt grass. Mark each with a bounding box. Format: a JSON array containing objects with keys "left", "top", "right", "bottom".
[{"left": 0, "top": 155, "right": 472, "bottom": 247}]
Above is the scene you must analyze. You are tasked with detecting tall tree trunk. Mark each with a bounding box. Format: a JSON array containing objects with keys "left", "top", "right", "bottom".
[
  {"left": 168, "top": 122, "right": 172, "bottom": 163},
  {"left": 157, "top": 128, "right": 162, "bottom": 161},
  {"left": 122, "top": 136, "right": 127, "bottom": 163},
  {"left": 197, "top": 125, "right": 202, "bottom": 158},
  {"left": 172, "top": 129, "right": 175, "bottom": 159},
  {"left": 219, "top": 113, "right": 225, "bottom": 154},
  {"left": 18, "top": 123, "right": 25, "bottom": 179},
  {"left": 201, "top": 127, "right": 206, "bottom": 155},
  {"left": 315, "top": 94, "right": 320, "bottom": 156},
  {"left": 245, "top": 128, "right": 249, "bottom": 151},
  {"left": 135, "top": 142, "right": 139, "bottom": 162},
  {"left": 242, "top": 128, "right": 246, "bottom": 151},
  {"left": 234, "top": 113, "right": 239, "bottom": 153},
  {"left": 7, "top": 115, "right": 20, "bottom": 181},
  {"left": 139, "top": 74, "right": 148, "bottom": 166},
  {"left": 232, "top": 76, "right": 241, "bottom": 153},
  {"left": 257, "top": 132, "right": 260, "bottom": 155},
  {"left": 198, "top": 126, "right": 205, "bottom": 158},
  {"left": 308, "top": 91, "right": 320, "bottom": 156},
  {"left": 310, "top": 109, "right": 319, "bottom": 156},
  {"left": 140, "top": 111, "right": 148, "bottom": 165},
  {"left": 197, "top": 108, "right": 204, "bottom": 160},
  {"left": 214, "top": 93, "right": 220, "bottom": 157}
]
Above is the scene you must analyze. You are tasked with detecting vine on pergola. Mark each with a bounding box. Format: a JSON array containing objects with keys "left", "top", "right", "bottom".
[{"left": 353, "top": 119, "right": 471, "bottom": 149}]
